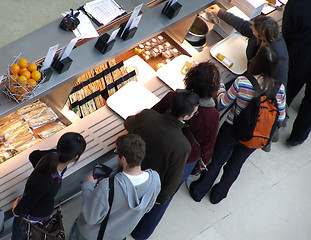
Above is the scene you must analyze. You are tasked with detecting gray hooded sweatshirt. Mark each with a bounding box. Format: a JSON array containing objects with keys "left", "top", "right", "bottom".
[{"left": 76, "top": 169, "right": 161, "bottom": 240}]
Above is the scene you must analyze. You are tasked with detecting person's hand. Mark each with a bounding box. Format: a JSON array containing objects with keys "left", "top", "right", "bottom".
[
  {"left": 208, "top": 4, "right": 221, "bottom": 15},
  {"left": 199, "top": 164, "right": 206, "bottom": 171},
  {"left": 85, "top": 173, "right": 97, "bottom": 184},
  {"left": 12, "top": 198, "right": 19, "bottom": 212}
]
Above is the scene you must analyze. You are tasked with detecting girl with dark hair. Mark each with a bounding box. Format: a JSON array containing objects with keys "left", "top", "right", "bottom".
[
  {"left": 11, "top": 132, "right": 86, "bottom": 240},
  {"left": 187, "top": 46, "right": 286, "bottom": 204}
]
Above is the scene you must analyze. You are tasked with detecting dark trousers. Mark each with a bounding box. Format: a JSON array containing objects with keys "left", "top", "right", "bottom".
[
  {"left": 11, "top": 217, "right": 27, "bottom": 240},
  {"left": 131, "top": 162, "right": 196, "bottom": 240},
  {"left": 189, "top": 122, "right": 255, "bottom": 202},
  {"left": 288, "top": 82, "right": 311, "bottom": 142}
]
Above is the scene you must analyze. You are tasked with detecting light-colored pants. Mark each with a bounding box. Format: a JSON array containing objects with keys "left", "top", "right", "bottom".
[{"left": 68, "top": 220, "right": 87, "bottom": 240}]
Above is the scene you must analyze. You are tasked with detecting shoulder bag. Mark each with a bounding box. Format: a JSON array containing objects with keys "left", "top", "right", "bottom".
[{"left": 97, "top": 176, "right": 115, "bottom": 240}]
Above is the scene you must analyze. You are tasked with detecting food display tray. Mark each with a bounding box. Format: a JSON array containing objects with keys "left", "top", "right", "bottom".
[
  {"left": 106, "top": 81, "right": 159, "bottom": 119},
  {"left": 123, "top": 55, "right": 157, "bottom": 84},
  {"left": 156, "top": 54, "right": 190, "bottom": 90},
  {"left": 210, "top": 33, "right": 248, "bottom": 75}
]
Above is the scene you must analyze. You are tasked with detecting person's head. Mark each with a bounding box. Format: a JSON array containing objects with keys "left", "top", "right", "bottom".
[
  {"left": 184, "top": 61, "right": 220, "bottom": 98},
  {"left": 247, "top": 45, "right": 279, "bottom": 94},
  {"left": 34, "top": 132, "right": 86, "bottom": 174},
  {"left": 251, "top": 16, "right": 279, "bottom": 45},
  {"left": 115, "top": 134, "right": 145, "bottom": 169},
  {"left": 56, "top": 132, "right": 86, "bottom": 164},
  {"left": 171, "top": 89, "right": 199, "bottom": 121}
]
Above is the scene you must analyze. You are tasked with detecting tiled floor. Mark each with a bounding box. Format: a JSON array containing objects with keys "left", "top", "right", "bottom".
[{"left": 1, "top": 1, "right": 311, "bottom": 240}]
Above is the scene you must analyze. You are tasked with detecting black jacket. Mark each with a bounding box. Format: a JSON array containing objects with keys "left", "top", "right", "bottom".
[
  {"left": 14, "top": 149, "right": 61, "bottom": 218},
  {"left": 282, "top": 0, "right": 311, "bottom": 81}
]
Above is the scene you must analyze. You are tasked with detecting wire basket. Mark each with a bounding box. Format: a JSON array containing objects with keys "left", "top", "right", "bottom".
[{"left": 2, "top": 53, "right": 46, "bottom": 103}]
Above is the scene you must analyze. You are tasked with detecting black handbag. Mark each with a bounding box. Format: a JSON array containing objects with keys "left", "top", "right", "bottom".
[{"left": 25, "top": 207, "right": 65, "bottom": 240}]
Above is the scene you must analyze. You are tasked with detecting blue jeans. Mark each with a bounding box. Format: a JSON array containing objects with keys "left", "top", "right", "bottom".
[
  {"left": 131, "top": 162, "right": 196, "bottom": 240},
  {"left": 68, "top": 221, "right": 87, "bottom": 240},
  {"left": 11, "top": 217, "right": 27, "bottom": 240}
]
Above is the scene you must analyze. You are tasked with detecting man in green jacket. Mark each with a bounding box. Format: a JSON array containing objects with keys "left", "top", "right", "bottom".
[{"left": 124, "top": 89, "right": 199, "bottom": 239}]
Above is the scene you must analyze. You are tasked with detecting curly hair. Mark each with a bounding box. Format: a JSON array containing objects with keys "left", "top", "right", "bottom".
[{"left": 184, "top": 61, "right": 220, "bottom": 98}]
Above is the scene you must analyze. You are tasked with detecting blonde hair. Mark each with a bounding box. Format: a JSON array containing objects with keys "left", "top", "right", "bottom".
[{"left": 253, "top": 16, "right": 279, "bottom": 45}]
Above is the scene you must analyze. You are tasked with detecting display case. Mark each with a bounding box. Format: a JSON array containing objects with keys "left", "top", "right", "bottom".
[{"left": 0, "top": 0, "right": 216, "bottom": 222}]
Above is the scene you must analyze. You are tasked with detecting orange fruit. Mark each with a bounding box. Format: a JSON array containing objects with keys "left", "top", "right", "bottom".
[
  {"left": 17, "top": 76, "right": 27, "bottom": 86},
  {"left": 9, "top": 86, "right": 16, "bottom": 94},
  {"left": 18, "top": 58, "right": 28, "bottom": 68},
  {"left": 18, "top": 68, "right": 27, "bottom": 75},
  {"left": 31, "top": 70, "right": 41, "bottom": 81},
  {"left": 27, "top": 63, "right": 37, "bottom": 72},
  {"left": 16, "top": 85, "right": 27, "bottom": 95},
  {"left": 9, "top": 75, "right": 18, "bottom": 84},
  {"left": 10, "top": 64, "right": 20, "bottom": 75},
  {"left": 19, "top": 70, "right": 31, "bottom": 79},
  {"left": 27, "top": 79, "right": 37, "bottom": 90}
]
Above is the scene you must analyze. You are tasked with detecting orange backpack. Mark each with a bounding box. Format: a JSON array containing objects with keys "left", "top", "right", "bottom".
[{"left": 233, "top": 76, "right": 279, "bottom": 149}]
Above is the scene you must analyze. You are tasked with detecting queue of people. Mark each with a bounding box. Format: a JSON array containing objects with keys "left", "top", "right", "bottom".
[{"left": 10, "top": 2, "right": 310, "bottom": 239}]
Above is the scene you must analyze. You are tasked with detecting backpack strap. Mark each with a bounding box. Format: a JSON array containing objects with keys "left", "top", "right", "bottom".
[
  {"left": 97, "top": 176, "right": 115, "bottom": 240},
  {"left": 248, "top": 75, "right": 280, "bottom": 99},
  {"left": 247, "top": 76, "right": 261, "bottom": 93}
]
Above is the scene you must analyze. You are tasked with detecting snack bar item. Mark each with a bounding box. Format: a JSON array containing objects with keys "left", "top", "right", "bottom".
[
  {"left": 16, "top": 139, "right": 42, "bottom": 153},
  {"left": 28, "top": 112, "right": 58, "bottom": 128},
  {"left": 17, "top": 101, "right": 47, "bottom": 115},
  {"left": 38, "top": 123, "right": 66, "bottom": 139},
  {"left": 10, "top": 132, "right": 34, "bottom": 148},
  {"left": 5, "top": 124, "right": 30, "bottom": 143}
]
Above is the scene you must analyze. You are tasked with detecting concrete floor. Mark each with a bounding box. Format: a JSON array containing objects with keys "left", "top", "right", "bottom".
[{"left": 1, "top": 1, "right": 311, "bottom": 240}]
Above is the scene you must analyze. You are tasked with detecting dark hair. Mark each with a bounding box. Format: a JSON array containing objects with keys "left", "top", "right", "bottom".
[
  {"left": 171, "top": 89, "right": 199, "bottom": 118},
  {"left": 116, "top": 134, "right": 145, "bottom": 168},
  {"left": 57, "top": 132, "right": 86, "bottom": 163},
  {"left": 247, "top": 46, "right": 279, "bottom": 95},
  {"left": 184, "top": 61, "right": 220, "bottom": 98},
  {"left": 34, "top": 132, "right": 86, "bottom": 174},
  {"left": 253, "top": 16, "right": 279, "bottom": 45}
]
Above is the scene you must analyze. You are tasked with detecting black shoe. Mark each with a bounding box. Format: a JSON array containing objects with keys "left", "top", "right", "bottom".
[
  {"left": 209, "top": 187, "right": 225, "bottom": 204},
  {"left": 286, "top": 138, "right": 304, "bottom": 146},
  {"left": 262, "top": 141, "right": 272, "bottom": 152}
]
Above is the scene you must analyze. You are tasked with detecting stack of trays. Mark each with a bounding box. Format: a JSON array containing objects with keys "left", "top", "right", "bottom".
[
  {"left": 231, "top": 0, "right": 266, "bottom": 19},
  {"left": 213, "top": 6, "right": 250, "bottom": 38}
]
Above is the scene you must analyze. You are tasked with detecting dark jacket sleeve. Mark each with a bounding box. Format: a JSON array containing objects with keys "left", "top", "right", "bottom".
[
  {"left": 218, "top": 9, "right": 253, "bottom": 38},
  {"left": 152, "top": 91, "right": 175, "bottom": 113}
]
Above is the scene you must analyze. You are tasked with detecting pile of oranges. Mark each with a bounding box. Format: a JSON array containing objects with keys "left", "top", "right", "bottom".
[{"left": 8, "top": 58, "right": 42, "bottom": 101}]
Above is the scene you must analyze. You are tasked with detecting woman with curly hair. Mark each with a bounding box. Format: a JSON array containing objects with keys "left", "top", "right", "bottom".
[{"left": 153, "top": 61, "right": 220, "bottom": 181}]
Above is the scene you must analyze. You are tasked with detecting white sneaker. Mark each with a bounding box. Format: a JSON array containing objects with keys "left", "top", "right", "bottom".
[{"left": 185, "top": 176, "right": 195, "bottom": 191}]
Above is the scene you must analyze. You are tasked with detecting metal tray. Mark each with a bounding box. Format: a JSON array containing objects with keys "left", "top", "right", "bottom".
[{"left": 210, "top": 33, "right": 248, "bottom": 75}]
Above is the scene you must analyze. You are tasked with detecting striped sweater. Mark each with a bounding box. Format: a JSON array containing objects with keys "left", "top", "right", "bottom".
[{"left": 218, "top": 76, "right": 286, "bottom": 125}]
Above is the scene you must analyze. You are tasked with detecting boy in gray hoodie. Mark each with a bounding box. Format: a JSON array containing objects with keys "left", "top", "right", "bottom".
[{"left": 69, "top": 134, "right": 161, "bottom": 240}]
